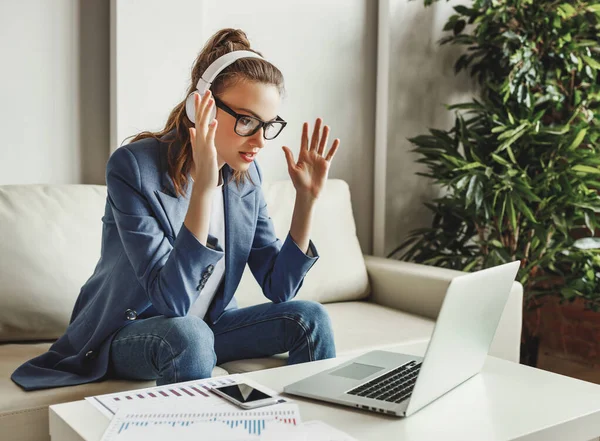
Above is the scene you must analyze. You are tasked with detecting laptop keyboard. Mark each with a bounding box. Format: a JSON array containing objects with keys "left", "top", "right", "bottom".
[{"left": 347, "top": 360, "right": 422, "bottom": 404}]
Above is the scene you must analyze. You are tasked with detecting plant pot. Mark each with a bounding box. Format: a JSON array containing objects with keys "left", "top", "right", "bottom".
[{"left": 526, "top": 296, "right": 600, "bottom": 366}]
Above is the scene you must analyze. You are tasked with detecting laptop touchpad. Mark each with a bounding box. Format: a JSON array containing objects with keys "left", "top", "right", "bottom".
[{"left": 329, "top": 363, "right": 385, "bottom": 380}]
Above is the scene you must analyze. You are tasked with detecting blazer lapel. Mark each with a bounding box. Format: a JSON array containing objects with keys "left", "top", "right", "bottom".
[
  {"left": 221, "top": 165, "right": 256, "bottom": 307},
  {"left": 154, "top": 138, "right": 192, "bottom": 239}
]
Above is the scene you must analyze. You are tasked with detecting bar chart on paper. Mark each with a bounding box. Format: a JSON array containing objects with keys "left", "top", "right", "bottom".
[
  {"left": 100, "top": 404, "right": 304, "bottom": 441},
  {"left": 87, "top": 375, "right": 253, "bottom": 418}
]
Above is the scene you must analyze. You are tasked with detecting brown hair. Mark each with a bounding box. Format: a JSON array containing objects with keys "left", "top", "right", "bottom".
[{"left": 124, "top": 28, "right": 285, "bottom": 197}]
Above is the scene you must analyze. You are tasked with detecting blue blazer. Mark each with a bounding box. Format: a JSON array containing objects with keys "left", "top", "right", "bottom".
[{"left": 12, "top": 134, "right": 319, "bottom": 391}]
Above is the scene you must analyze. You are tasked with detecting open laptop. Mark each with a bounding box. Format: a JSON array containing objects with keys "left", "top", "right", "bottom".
[{"left": 284, "top": 260, "right": 520, "bottom": 417}]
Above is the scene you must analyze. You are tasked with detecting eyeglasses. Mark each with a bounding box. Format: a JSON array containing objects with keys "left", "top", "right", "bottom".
[{"left": 213, "top": 96, "right": 287, "bottom": 140}]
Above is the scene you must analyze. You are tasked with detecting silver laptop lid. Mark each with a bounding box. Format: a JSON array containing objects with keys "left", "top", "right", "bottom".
[{"left": 405, "top": 261, "right": 520, "bottom": 416}]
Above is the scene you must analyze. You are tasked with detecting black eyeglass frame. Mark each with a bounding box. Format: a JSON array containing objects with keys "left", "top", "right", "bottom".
[{"left": 213, "top": 96, "right": 287, "bottom": 140}]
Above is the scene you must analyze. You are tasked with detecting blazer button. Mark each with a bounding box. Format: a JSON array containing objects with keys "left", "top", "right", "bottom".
[
  {"left": 207, "top": 264, "right": 214, "bottom": 273},
  {"left": 124, "top": 309, "right": 138, "bottom": 321},
  {"left": 85, "top": 350, "right": 95, "bottom": 359}
]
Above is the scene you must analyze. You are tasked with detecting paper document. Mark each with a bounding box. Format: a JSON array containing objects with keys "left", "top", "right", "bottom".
[
  {"left": 100, "top": 400, "right": 305, "bottom": 441},
  {"left": 86, "top": 374, "right": 290, "bottom": 419}
]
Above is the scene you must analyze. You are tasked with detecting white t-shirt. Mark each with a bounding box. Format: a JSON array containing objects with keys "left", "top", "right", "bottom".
[{"left": 188, "top": 172, "right": 226, "bottom": 320}]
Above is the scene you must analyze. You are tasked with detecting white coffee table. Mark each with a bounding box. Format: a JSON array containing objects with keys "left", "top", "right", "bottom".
[{"left": 49, "top": 341, "right": 600, "bottom": 441}]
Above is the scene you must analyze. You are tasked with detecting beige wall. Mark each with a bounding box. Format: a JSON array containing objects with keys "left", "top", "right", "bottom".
[
  {"left": 384, "top": 0, "right": 475, "bottom": 257},
  {"left": 0, "top": 0, "right": 109, "bottom": 186}
]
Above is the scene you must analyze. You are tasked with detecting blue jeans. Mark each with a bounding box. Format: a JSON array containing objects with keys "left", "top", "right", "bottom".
[{"left": 108, "top": 300, "right": 336, "bottom": 386}]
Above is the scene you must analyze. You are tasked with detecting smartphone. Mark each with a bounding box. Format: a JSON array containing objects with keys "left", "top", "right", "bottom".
[{"left": 211, "top": 382, "right": 280, "bottom": 409}]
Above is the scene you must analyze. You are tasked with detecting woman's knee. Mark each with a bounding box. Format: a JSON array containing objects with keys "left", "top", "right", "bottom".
[
  {"left": 162, "top": 315, "right": 216, "bottom": 376},
  {"left": 287, "top": 300, "right": 336, "bottom": 360},
  {"left": 292, "top": 300, "right": 333, "bottom": 328}
]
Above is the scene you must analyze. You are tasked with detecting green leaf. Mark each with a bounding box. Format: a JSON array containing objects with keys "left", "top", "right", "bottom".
[
  {"left": 573, "top": 238, "right": 600, "bottom": 250},
  {"left": 466, "top": 175, "right": 478, "bottom": 207},
  {"left": 582, "top": 56, "right": 600, "bottom": 70},
  {"left": 454, "top": 19, "right": 466, "bottom": 35},
  {"left": 573, "top": 165, "right": 600, "bottom": 175},
  {"left": 568, "top": 128, "right": 587, "bottom": 150},
  {"left": 463, "top": 260, "right": 478, "bottom": 272},
  {"left": 505, "top": 146, "right": 517, "bottom": 164},
  {"left": 560, "top": 287, "right": 577, "bottom": 300},
  {"left": 491, "top": 153, "right": 510, "bottom": 166},
  {"left": 585, "top": 212, "right": 595, "bottom": 233},
  {"left": 499, "top": 195, "right": 507, "bottom": 223},
  {"left": 507, "top": 197, "right": 517, "bottom": 232},
  {"left": 475, "top": 181, "right": 484, "bottom": 209},
  {"left": 496, "top": 123, "right": 530, "bottom": 152},
  {"left": 558, "top": 3, "right": 577, "bottom": 18},
  {"left": 457, "top": 162, "right": 485, "bottom": 171},
  {"left": 453, "top": 5, "right": 471, "bottom": 15},
  {"left": 513, "top": 195, "right": 537, "bottom": 223}
]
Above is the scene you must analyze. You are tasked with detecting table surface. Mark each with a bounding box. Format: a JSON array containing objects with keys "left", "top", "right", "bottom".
[{"left": 49, "top": 341, "right": 600, "bottom": 441}]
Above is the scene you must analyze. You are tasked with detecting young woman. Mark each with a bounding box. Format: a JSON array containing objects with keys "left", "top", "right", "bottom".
[{"left": 12, "top": 28, "right": 340, "bottom": 391}]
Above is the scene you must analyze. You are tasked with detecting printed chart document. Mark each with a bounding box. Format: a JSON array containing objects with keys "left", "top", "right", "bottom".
[
  {"left": 86, "top": 374, "right": 290, "bottom": 419},
  {"left": 100, "top": 400, "right": 305, "bottom": 441},
  {"left": 89, "top": 374, "right": 357, "bottom": 440}
]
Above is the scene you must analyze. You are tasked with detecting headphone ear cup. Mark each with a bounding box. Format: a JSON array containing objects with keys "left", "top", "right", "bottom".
[
  {"left": 185, "top": 93, "right": 196, "bottom": 123},
  {"left": 185, "top": 92, "right": 217, "bottom": 124}
]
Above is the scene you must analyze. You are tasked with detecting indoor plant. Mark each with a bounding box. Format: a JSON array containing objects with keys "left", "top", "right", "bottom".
[{"left": 390, "top": 0, "right": 600, "bottom": 365}]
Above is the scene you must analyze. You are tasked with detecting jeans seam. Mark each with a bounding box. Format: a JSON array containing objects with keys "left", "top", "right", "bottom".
[
  {"left": 112, "top": 334, "right": 179, "bottom": 383},
  {"left": 212, "top": 314, "right": 314, "bottom": 361}
]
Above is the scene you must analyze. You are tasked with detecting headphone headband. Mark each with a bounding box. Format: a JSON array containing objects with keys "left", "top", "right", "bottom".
[
  {"left": 196, "top": 50, "right": 264, "bottom": 91},
  {"left": 186, "top": 50, "right": 272, "bottom": 123}
]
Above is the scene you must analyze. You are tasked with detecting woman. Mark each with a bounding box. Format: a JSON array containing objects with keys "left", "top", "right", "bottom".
[{"left": 12, "top": 28, "right": 339, "bottom": 391}]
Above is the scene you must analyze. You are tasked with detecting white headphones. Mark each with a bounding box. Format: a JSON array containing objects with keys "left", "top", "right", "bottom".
[{"left": 185, "top": 50, "right": 266, "bottom": 124}]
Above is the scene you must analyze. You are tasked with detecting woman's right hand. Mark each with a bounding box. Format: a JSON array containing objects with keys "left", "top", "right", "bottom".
[{"left": 189, "top": 90, "right": 219, "bottom": 193}]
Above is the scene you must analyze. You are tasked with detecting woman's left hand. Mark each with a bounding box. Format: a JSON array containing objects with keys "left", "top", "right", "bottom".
[{"left": 282, "top": 118, "right": 340, "bottom": 200}]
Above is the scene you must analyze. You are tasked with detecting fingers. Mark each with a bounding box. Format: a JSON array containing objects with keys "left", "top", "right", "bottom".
[
  {"left": 309, "top": 118, "right": 322, "bottom": 152},
  {"left": 194, "top": 90, "right": 213, "bottom": 133},
  {"left": 206, "top": 119, "right": 218, "bottom": 147},
  {"left": 317, "top": 125, "right": 330, "bottom": 156},
  {"left": 199, "top": 95, "right": 215, "bottom": 130},
  {"left": 282, "top": 146, "right": 295, "bottom": 169},
  {"left": 302, "top": 118, "right": 339, "bottom": 161},
  {"left": 189, "top": 127, "right": 196, "bottom": 148},
  {"left": 325, "top": 138, "right": 340, "bottom": 162},
  {"left": 301, "top": 122, "right": 309, "bottom": 151}
]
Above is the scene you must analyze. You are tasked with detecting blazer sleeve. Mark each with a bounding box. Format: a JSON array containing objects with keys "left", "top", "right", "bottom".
[
  {"left": 106, "top": 146, "right": 224, "bottom": 317},
  {"left": 246, "top": 162, "right": 319, "bottom": 303}
]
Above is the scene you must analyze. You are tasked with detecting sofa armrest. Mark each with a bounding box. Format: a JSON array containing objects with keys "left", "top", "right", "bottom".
[{"left": 363, "top": 255, "right": 523, "bottom": 363}]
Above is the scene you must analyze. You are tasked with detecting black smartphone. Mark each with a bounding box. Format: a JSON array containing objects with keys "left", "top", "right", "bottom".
[{"left": 211, "top": 382, "right": 280, "bottom": 409}]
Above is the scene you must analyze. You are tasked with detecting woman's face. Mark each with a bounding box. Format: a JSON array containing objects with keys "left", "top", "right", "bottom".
[{"left": 213, "top": 81, "right": 281, "bottom": 171}]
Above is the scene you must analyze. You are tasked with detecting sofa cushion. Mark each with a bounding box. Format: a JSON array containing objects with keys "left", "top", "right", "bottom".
[
  {"left": 236, "top": 179, "right": 370, "bottom": 308},
  {"left": 220, "top": 300, "right": 435, "bottom": 373},
  {"left": 0, "top": 180, "right": 369, "bottom": 342},
  {"left": 0, "top": 343, "right": 229, "bottom": 441},
  {"left": 0, "top": 185, "right": 107, "bottom": 342},
  {"left": 0, "top": 343, "right": 229, "bottom": 416}
]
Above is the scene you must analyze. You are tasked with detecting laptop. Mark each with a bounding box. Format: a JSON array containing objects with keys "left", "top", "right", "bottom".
[{"left": 283, "top": 260, "right": 520, "bottom": 417}]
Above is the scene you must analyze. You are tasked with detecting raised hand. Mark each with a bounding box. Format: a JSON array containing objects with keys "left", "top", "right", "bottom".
[
  {"left": 189, "top": 90, "right": 219, "bottom": 192},
  {"left": 281, "top": 118, "right": 340, "bottom": 200}
]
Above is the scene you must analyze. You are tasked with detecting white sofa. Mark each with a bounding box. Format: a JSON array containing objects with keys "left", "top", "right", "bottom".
[{"left": 0, "top": 180, "right": 523, "bottom": 441}]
